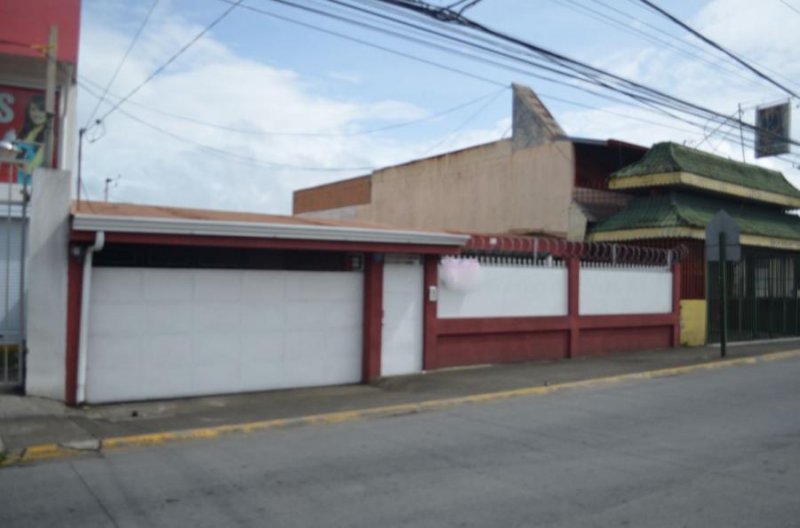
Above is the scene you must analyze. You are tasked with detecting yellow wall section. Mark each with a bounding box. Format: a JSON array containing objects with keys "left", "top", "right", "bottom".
[{"left": 680, "top": 300, "right": 707, "bottom": 346}]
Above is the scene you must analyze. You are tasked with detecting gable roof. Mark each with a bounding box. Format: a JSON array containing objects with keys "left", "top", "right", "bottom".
[{"left": 609, "top": 142, "right": 800, "bottom": 206}]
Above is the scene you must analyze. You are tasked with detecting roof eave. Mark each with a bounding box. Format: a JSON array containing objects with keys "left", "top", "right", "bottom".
[
  {"left": 588, "top": 227, "right": 800, "bottom": 251},
  {"left": 609, "top": 171, "right": 800, "bottom": 208},
  {"left": 71, "top": 213, "right": 470, "bottom": 247}
]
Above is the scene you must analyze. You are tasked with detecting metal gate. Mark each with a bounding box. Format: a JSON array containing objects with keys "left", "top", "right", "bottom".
[
  {"left": 0, "top": 179, "right": 27, "bottom": 391},
  {"left": 707, "top": 249, "right": 800, "bottom": 342}
]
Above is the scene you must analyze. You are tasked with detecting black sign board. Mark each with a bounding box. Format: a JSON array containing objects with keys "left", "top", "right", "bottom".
[
  {"left": 755, "top": 102, "right": 791, "bottom": 158},
  {"left": 705, "top": 210, "right": 741, "bottom": 262}
]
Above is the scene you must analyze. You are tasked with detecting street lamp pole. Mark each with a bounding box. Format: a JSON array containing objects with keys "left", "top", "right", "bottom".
[{"left": 77, "top": 127, "right": 85, "bottom": 206}]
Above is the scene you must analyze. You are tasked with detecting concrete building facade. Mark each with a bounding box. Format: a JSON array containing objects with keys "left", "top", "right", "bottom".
[{"left": 293, "top": 84, "right": 645, "bottom": 240}]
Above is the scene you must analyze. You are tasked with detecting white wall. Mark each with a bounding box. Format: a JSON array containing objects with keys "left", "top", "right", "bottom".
[
  {"left": 25, "top": 169, "right": 71, "bottom": 399},
  {"left": 438, "top": 262, "right": 568, "bottom": 318},
  {"left": 85, "top": 268, "right": 363, "bottom": 403},
  {"left": 580, "top": 265, "right": 672, "bottom": 315},
  {"left": 381, "top": 256, "right": 423, "bottom": 376}
]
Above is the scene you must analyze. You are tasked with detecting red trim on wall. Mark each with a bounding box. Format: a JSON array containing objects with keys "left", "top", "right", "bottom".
[
  {"left": 362, "top": 254, "right": 384, "bottom": 382},
  {"left": 437, "top": 316, "right": 569, "bottom": 335},
  {"left": 64, "top": 249, "right": 83, "bottom": 405},
  {"left": 423, "top": 260, "right": 683, "bottom": 371},
  {"left": 70, "top": 231, "right": 461, "bottom": 255},
  {"left": 432, "top": 331, "right": 568, "bottom": 370},
  {"left": 567, "top": 257, "right": 580, "bottom": 359},
  {"left": 422, "top": 255, "right": 438, "bottom": 371},
  {"left": 577, "top": 326, "right": 672, "bottom": 357},
  {"left": 578, "top": 313, "right": 676, "bottom": 329}
]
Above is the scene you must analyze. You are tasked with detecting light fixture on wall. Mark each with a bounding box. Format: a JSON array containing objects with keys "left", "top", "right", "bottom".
[{"left": 0, "top": 131, "right": 21, "bottom": 162}]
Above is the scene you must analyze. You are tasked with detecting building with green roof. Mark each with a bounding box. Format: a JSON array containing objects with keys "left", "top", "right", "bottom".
[{"left": 587, "top": 142, "right": 800, "bottom": 345}]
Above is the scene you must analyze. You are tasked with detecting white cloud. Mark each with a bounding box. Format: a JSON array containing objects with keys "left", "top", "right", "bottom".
[
  {"left": 77, "top": 0, "right": 800, "bottom": 214},
  {"left": 77, "top": 2, "right": 500, "bottom": 214},
  {"left": 554, "top": 0, "right": 800, "bottom": 185}
]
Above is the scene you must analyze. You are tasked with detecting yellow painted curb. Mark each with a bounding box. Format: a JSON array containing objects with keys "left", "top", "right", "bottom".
[{"left": 4, "top": 349, "right": 800, "bottom": 467}]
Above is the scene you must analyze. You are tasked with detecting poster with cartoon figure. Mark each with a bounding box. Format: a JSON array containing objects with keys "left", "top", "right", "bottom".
[{"left": 0, "top": 85, "right": 58, "bottom": 184}]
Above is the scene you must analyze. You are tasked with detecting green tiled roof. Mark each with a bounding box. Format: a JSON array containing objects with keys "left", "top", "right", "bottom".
[
  {"left": 612, "top": 142, "right": 800, "bottom": 199},
  {"left": 591, "top": 191, "right": 800, "bottom": 240}
]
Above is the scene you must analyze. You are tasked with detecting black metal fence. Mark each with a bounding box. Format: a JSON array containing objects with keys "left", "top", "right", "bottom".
[{"left": 707, "top": 248, "right": 800, "bottom": 342}]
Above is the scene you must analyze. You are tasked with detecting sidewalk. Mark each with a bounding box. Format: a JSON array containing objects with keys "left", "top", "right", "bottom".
[{"left": 2, "top": 339, "right": 800, "bottom": 461}]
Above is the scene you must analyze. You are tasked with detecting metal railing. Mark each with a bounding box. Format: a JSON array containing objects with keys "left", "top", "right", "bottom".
[
  {"left": 465, "top": 235, "right": 687, "bottom": 267},
  {"left": 0, "top": 175, "right": 27, "bottom": 391}
]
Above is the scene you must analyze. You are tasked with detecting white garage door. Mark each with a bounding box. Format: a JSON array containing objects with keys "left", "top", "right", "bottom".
[
  {"left": 381, "top": 256, "right": 423, "bottom": 377},
  {"left": 86, "top": 267, "right": 363, "bottom": 403}
]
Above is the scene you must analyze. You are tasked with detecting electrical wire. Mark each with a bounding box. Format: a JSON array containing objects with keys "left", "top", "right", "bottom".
[
  {"left": 84, "top": 0, "right": 160, "bottom": 128},
  {"left": 553, "top": 0, "right": 767, "bottom": 90},
  {"left": 268, "top": 0, "right": 713, "bottom": 132},
  {"left": 216, "top": 0, "right": 710, "bottom": 137},
  {"left": 96, "top": 0, "right": 243, "bottom": 125},
  {"left": 230, "top": 0, "right": 800, "bottom": 165},
  {"left": 619, "top": 0, "right": 800, "bottom": 93},
  {"left": 362, "top": 0, "right": 800, "bottom": 151},
  {"left": 73, "top": 2, "right": 800, "bottom": 175},
  {"left": 418, "top": 84, "right": 506, "bottom": 156},
  {"left": 80, "top": 74, "right": 509, "bottom": 137},
  {"left": 79, "top": 80, "right": 375, "bottom": 172},
  {"left": 780, "top": 0, "right": 800, "bottom": 16},
  {"left": 636, "top": 0, "right": 800, "bottom": 99}
]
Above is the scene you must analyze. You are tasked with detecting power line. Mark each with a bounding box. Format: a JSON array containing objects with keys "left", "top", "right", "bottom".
[
  {"left": 80, "top": 74, "right": 509, "bottom": 137},
  {"left": 232, "top": 0, "right": 609, "bottom": 94},
  {"left": 362, "top": 0, "right": 800, "bottom": 151},
  {"left": 302, "top": 1, "right": 799, "bottom": 164},
  {"left": 218, "top": 0, "right": 507, "bottom": 88},
  {"left": 79, "top": 80, "right": 375, "bottom": 172},
  {"left": 84, "top": 0, "right": 160, "bottom": 127},
  {"left": 619, "top": 0, "right": 800, "bottom": 93},
  {"left": 73, "top": 3, "right": 799, "bottom": 173},
  {"left": 419, "top": 84, "right": 506, "bottom": 156},
  {"left": 554, "top": 0, "right": 766, "bottom": 90},
  {"left": 96, "top": 0, "right": 242, "bottom": 124},
  {"left": 317, "top": 0, "right": 734, "bottom": 124},
  {"left": 636, "top": 0, "right": 800, "bottom": 99},
  {"left": 780, "top": 0, "right": 800, "bottom": 16},
  {"left": 216, "top": 0, "right": 710, "bottom": 137},
  {"left": 271, "top": 0, "right": 710, "bottom": 130}
]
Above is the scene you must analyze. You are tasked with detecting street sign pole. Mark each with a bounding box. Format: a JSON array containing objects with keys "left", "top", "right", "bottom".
[
  {"left": 706, "top": 210, "right": 740, "bottom": 356},
  {"left": 719, "top": 232, "right": 727, "bottom": 358}
]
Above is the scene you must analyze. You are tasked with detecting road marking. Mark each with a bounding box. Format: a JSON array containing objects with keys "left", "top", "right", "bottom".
[{"left": 3, "top": 349, "right": 800, "bottom": 467}]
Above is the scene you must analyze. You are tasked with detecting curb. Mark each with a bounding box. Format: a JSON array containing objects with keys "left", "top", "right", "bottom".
[{"left": 3, "top": 349, "right": 799, "bottom": 467}]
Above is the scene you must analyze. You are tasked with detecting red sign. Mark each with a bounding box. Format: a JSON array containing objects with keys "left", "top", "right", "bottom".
[
  {"left": 0, "top": 85, "right": 56, "bottom": 183},
  {"left": 0, "top": 0, "right": 81, "bottom": 63}
]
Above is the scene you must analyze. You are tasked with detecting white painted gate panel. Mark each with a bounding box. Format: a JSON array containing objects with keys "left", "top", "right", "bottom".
[
  {"left": 86, "top": 268, "right": 363, "bottom": 403},
  {"left": 381, "top": 257, "right": 423, "bottom": 376}
]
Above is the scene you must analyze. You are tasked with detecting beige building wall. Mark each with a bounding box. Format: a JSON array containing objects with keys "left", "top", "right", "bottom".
[{"left": 366, "top": 139, "right": 574, "bottom": 236}]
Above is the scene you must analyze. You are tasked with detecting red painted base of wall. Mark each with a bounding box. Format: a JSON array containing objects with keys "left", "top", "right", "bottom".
[
  {"left": 427, "top": 315, "right": 677, "bottom": 369},
  {"left": 577, "top": 326, "right": 672, "bottom": 357},
  {"left": 433, "top": 331, "right": 568, "bottom": 369}
]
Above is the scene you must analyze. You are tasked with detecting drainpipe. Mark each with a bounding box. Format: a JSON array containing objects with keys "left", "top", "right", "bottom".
[{"left": 75, "top": 231, "right": 104, "bottom": 404}]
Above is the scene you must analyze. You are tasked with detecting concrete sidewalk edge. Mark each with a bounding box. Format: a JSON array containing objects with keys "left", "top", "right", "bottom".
[{"left": 3, "top": 349, "right": 799, "bottom": 468}]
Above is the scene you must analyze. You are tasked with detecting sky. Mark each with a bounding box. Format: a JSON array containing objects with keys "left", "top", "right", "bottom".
[{"left": 76, "top": 0, "right": 800, "bottom": 214}]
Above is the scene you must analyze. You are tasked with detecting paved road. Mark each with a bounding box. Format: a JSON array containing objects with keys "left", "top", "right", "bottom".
[{"left": 2, "top": 357, "right": 799, "bottom": 527}]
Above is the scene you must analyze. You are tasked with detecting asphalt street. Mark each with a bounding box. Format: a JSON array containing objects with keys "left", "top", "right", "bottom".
[{"left": 1, "top": 356, "right": 799, "bottom": 527}]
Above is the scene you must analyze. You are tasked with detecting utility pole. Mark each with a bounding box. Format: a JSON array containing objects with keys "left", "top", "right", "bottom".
[{"left": 43, "top": 25, "right": 58, "bottom": 168}]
